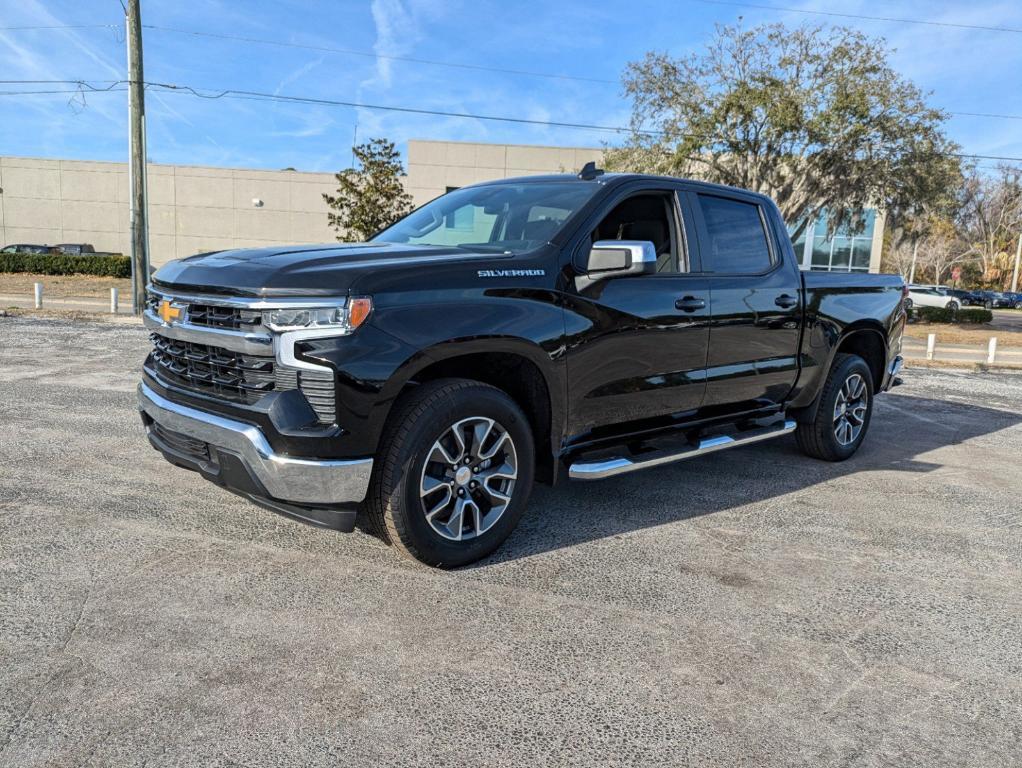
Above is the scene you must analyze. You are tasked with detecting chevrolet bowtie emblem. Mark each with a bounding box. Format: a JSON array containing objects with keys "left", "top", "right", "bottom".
[{"left": 158, "top": 300, "right": 183, "bottom": 325}]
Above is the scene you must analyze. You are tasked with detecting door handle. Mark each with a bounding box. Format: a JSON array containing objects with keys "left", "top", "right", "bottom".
[
  {"left": 675, "top": 296, "right": 706, "bottom": 312},
  {"left": 774, "top": 294, "right": 799, "bottom": 309}
]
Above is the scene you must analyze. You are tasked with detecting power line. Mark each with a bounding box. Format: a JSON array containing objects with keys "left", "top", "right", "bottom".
[
  {"left": 0, "top": 79, "right": 121, "bottom": 85},
  {"left": 142, "top": 24, "right": 619, "bottom": 85},
  {"left": 145, "top": 81, "right": 655, "bottom": 135},
  {"left": 950, "top": 111, "right": 1022, "bottom": 121},
  {"left": 0, "top": 23, "right": 116, "bottom": 30},
  {"left": 0, "top": 88, "right": 126, "bottom": 96},
  {"left": 4, "top": 77, "right": 1022, "bottom": 164},
  {"left": 146, "top": 80, "right": 1022, "bottom": 162},
  {"left": 692, "top": 0, "right": 1022, "bottom": 34}
]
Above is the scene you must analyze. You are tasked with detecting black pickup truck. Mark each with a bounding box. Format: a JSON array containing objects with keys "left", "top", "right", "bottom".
[{"left": 139, "top": 166, "right": 906, "bottom": 567}]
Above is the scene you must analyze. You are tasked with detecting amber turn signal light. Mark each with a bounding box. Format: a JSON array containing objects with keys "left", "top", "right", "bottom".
[{"left": 348, "top": 297, "right": 373, "bottom": 330}]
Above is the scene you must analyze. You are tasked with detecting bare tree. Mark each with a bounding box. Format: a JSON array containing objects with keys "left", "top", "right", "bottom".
[
  {"left": 914, "top": 220, "right": 976, "bottom": 285},
  {"left": 958, "top": 166, "right": 1022, "bottom": 287}
]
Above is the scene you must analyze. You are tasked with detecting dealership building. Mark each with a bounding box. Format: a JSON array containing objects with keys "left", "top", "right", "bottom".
[{"left": 0, "top": 139, "right": 883, "bottom": 271}]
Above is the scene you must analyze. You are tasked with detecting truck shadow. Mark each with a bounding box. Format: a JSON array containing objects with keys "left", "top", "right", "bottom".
[{"left": 471, "top": 391, "right": 1021, "bottom": 566}]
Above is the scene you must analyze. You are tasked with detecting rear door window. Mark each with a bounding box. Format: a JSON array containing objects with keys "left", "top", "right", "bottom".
[{"left": 695, "top": 194, "right": 774, "bottom": 274}]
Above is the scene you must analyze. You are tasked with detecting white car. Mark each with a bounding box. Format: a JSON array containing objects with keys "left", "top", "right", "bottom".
[{"left": 906, "top": 286, "right": 960, "bottom": 311}]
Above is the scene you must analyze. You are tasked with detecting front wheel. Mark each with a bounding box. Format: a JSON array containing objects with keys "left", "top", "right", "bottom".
[
  {"left": 363, "top": 379, "right": 535, "bottom": 567},
  {"left": 796, "top": 353, "right": 875, "bottom": 462}
]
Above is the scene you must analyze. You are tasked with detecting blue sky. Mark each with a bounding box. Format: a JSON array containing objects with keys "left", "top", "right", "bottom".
[{"left": 1, "top": 0, "right": 1020, "bottom": 173}]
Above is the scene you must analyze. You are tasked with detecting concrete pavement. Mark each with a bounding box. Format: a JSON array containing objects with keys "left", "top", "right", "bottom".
[{"left": 1, "top": 315, "right": 1021, "bottom": 767}]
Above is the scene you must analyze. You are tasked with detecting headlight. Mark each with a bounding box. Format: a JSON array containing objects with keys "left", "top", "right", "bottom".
[{"left": 264, "top": 297, "right": 372, "bottom": 334}]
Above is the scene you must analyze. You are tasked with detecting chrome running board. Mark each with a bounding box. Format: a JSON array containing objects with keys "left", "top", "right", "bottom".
[{"left": 568, "top": 419, "right": 797, "bottom": 481}]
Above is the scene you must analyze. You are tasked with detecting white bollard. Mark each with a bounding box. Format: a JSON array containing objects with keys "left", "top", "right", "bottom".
[
  {"left": 110, "top": 287, "right": 119, "bottom": 314},
  {"left": 33, "top": 282, "right": 42, "bottom": 309},
  {"left": 987, "top": 336, "right": 997, "bottom": 365},
  {"left": 926, "top": 333, "right": 936, "bottom": 361}
]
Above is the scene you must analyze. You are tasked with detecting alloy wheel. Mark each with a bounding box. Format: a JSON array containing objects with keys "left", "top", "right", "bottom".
[
  {"left": 418, "top": 416, "right": 518, "bottom": 541},
  {"left": 833, "top": 373, "right": 868, "bottom": 446}
]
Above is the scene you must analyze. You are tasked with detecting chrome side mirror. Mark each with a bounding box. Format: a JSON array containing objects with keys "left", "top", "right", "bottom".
[{"left": 576, "top": 240, "right": 656, "bottom": 291}]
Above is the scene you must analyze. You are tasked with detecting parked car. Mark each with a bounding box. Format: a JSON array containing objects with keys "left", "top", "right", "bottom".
[
  {"left": 55, "top": 243, "right": 96, "bottom": 255},
  {"left": 138, "top": 166, "right": 906, "bottom": 567},
  {"left": 989, "top": 291, "right": 1018, "bottom": 309},
  {"left": 1004, "top": 292, "right": 1022, "bottom": 309},
  {"left": 1, "top": 243, "right": 54, "bottom": 254},
  {"left": 944, "top": 288, "right": 982, "bottom": 306},
  {"left": 971, "top": 290, "right": 1014, "bottom": 309},
  {"left": 906, "top": 286, "right": 961, "bottom": 312}
]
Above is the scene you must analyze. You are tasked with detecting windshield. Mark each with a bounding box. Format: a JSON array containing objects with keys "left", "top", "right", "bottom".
[{"left": 373, "top": 182, "right": 598, "bottom": 253}]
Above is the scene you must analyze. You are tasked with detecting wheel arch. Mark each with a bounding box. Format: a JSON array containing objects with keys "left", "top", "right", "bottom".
[
  {"left": 382, "top": 338, "right": 563, "bottom": 484},
  {"left": 791, "top": 323, "right": 887, "bottom": 425},
  {"left": 833, "top": 325, "right": 887, "bottom": 393}
]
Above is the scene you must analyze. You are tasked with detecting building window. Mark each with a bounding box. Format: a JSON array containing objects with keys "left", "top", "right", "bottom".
[{"left": 794, "top": 209, "right": 875, "bottom": 272}]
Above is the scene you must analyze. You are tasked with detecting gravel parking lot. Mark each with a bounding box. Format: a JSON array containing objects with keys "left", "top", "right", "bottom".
[{"left": 2, "top": 315, "right": 1021, "bottom": 767}]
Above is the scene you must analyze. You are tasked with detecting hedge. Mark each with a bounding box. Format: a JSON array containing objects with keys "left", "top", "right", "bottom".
[
  {"left": 0, "top": 252, "right": 131, "bottom": 278},
  {"left": 913, "top": 306, "right": 993, "bottom": 324}
]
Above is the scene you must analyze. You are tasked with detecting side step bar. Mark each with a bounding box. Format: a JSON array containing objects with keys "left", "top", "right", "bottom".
[{"left": 568, "top": 419, "right": 797, "bottom": 481}]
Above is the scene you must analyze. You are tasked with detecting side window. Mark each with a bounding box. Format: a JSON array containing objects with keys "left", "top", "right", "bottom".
[
  {"left": 696, "top": 194, "right": 773, "bottom": 274},
  {"left": 590, "top": 193, "right": 680, "bottom": 273}
]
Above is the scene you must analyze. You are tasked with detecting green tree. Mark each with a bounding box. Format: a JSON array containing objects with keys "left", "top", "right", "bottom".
[
  {"left": 323, "top": 138, "right": 414, "bottom": 241},
  {"left": 605, "top": 23, "right": 962, "bottom": 240}
]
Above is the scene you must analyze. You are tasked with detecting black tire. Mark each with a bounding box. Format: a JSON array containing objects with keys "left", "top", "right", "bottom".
[
  {"left": 904, "top": 298, "right": 913, "bottom": 311},
  {"left": 985, "top": 300, "right": 994, "bottom": 310},
  {"left": 947, "top": 300, "right": 959, "bottom": 313},
  {"left": 795, "top": 353, "right": 875, "bottom": 462},
  {"left": 362, "top": 378, "right": 535, "bottom": 567}
]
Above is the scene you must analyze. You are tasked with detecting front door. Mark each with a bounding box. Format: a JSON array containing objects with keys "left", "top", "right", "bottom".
[{"left": 563, "top": 186, "right": 711, "bottom": 438}]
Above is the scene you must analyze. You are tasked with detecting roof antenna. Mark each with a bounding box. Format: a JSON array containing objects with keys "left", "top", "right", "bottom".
[{"left": 578, "top": 161, "right": 605, "bottom": 180}]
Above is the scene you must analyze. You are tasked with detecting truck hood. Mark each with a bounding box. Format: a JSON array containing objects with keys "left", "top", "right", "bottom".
[{"left": 152, "top": 242, "right": 492, "bottom": 297}]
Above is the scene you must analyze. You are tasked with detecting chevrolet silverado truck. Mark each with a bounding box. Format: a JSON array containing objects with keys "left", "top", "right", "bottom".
[{"left": 139, "top": 165, "right": 906, "bottom": 567}]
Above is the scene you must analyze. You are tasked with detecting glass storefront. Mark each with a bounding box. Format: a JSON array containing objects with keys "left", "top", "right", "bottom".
[{"left": 789, "top": 209, "right": 876, "bottom": 272}]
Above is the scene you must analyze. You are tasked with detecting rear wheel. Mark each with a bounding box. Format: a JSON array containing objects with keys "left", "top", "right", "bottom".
[
  {"left": 796, "top": 353, "right": 875, "bottom": 462},
  {"left": 947, "top": 300, "right": 960, "bottom": 313},
  {"left": 363, "top": 379, "right": 535, "bottom": 567}
]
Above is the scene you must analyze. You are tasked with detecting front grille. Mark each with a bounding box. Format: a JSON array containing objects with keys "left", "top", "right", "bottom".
[
  {"left": 187, "top": 303, "right": 263, "bottom": 331},
  {"left": 149, "top": 333, "right": 275, "bottom": 405},
  {"left": 150, "top": 421, "right": 211, "bottom": 463},
  {"left": 146, "top": 291, "right": 339, "bottom": 425}
]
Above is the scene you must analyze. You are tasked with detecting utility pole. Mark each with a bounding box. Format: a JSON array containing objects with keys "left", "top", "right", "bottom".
[
  {"left": 1012, "top": 233, "right": 1021, "bottom": 294},
  {"left": 126, "top": 0, "right": 149, "bottom": 314}
]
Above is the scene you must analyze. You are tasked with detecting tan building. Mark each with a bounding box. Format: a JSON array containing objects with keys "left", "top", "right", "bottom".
[
  {"left": 0, "top": 155, "right": 338, "bottom": 268},
  {"left": 1, "top": 139, "right": 881, "bottom": 271}
]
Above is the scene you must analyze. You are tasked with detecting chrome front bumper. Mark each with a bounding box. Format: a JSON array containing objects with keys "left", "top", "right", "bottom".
[{"left": 137, "top": 381, "right": 372, "bottom": 507}]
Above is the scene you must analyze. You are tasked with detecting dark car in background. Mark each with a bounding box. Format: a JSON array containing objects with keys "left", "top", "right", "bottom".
[
  {"left": 972, "top": 290, "right": 1015, "bottom": 309},
  {"left": 55, "top": 243, "right": 96, "bottom": 255},
  {"left": 997, "top": 291, "right": 1022, "bottom": 309},
  {"left": 1, "top": 243, "right": 54, "bottom": 254},
  {"left": 944, "top": 288, "right": 983, "bottom": 306}
]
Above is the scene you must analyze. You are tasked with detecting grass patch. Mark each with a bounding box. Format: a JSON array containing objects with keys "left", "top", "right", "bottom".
[
  {"left": 0, "top": 272, "right": 132, "bottom": 299},
  {"left": 904, "top": 322, "right": 1022, "bottom": 347}
]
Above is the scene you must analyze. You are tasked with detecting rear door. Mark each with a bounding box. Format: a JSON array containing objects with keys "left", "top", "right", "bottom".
[
  {"left": 562, "top": 183, "right": 712, "bottom": 437},
  {"left": 687, "top": 190, "right": 803, "bottom": 410}
]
